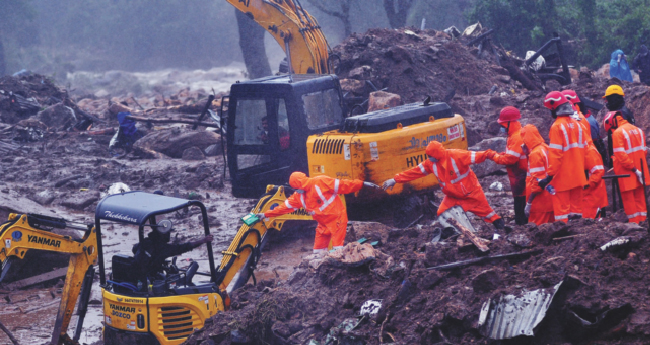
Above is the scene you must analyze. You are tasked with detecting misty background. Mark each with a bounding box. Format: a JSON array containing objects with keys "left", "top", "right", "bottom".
[{"left": 1, "top": 0, "right": 649, "bottom": 85}]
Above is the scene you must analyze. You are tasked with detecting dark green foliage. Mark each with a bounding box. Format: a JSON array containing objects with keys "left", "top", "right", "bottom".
[{"left": 469, "top": 0, "right": 650, "bottom": 69}]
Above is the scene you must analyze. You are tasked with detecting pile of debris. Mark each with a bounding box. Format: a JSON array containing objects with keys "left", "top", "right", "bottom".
[{"left": 184, "top": 215, "right": 650, "bottom": 345}]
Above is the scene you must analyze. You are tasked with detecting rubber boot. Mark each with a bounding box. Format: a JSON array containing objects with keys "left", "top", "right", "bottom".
[
  {"left": 492, "top": 218, "right": 505, "bottom": 240},
  {"left": 513, "top": 196, "right": 529, "bottom": 225}
]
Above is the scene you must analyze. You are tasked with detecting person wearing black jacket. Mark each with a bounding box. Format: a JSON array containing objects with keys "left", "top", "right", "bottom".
[
  {"left": 632, "top": 45, "right": 650, "bottom": 85},
  {"left": 603, "top": 85, "right": 634, "bottom": 125}
]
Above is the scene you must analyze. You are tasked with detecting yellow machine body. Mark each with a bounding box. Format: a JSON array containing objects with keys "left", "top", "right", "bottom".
[
  {"left": 102, "top": 290, "right": 225, "bottom": 345},
  {"left": 306, "top": 114, "right": 467, "bottom": 198}
]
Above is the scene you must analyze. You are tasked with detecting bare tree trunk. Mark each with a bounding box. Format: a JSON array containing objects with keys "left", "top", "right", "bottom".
[
  {"left": 0, "top": 39, "right": 6, "bottom": 77},
  {"left": 235, "top": 10, "right": 272, "bottom": 79},
  {"left": 306, "top": 0, "right": 352, "bottom": 37},
  {"left": 383, "top": 0, "right": 414, "bottom": 28}
]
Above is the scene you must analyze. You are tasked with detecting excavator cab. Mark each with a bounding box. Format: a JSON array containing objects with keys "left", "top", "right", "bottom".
[
  {"left": 227, "top": 74, "right": 346, "bottom": 198},
  {"left": 96, "top": 191, "right": 223, "bottom": 345}
]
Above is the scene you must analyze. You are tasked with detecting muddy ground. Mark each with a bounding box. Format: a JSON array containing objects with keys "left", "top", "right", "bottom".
[{"left": 1, "top": 26, "right": 650, "bottom": 345}]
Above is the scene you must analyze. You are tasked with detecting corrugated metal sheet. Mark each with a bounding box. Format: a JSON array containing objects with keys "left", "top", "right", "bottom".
[{"left": 478, "top": 281, "right": 563, "bottom": 340}]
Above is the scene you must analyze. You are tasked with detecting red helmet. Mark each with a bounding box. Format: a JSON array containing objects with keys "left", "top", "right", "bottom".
[
  {"left": 425, "top": 141, "right": 446, "bottom": 159},
  {"left": 603, "top": 111, "right": 621, "bottom": 132},
  {"left": 498, "top": 106, "right": 521, "bottom": 123},
  {"left": 543, "top": 91, "right": 569, "bottom": 110},
  {"left": 561, "top": 90, "right": 580, "bottom": 104}
]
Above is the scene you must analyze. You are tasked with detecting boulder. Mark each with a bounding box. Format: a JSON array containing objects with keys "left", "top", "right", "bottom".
[
  {"left": 469, "top": 137, "right": 507, "bottom": 177},
  {"left": 182, "top": 146, "right": 206, "bottom": 160},
  {"left": 61, "top": 191, "right": 100, "bottom": 210},
  {"left": 37, "top": 103, "right": 77, "bottom": 130},
  {"left": 339, "top": 78, "right": 365, "bottom": 95},
  {"left": 348, "top": 65, "right": 372, "bottom": 79},
  {"left": 133, "top": 128, "right": 221, "bottom": 159},
  {"left": 368, "top": 91, "right": 402, "bottom": 112}
]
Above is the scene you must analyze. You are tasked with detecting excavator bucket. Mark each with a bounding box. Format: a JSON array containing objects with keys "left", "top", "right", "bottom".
[{"left": 438, "top": 206, "right": 477, "bottom": 234}]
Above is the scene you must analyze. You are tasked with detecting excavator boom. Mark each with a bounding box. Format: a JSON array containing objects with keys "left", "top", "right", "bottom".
[
  {"left": 226, "top": 0, "right": 329, "bottom": 74},
  {"left": 0, "top": 213, "right": 98, "bottom": 345}
]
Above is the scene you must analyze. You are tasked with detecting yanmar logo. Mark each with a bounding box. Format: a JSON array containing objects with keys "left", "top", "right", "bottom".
[
  {"left": 104, "top": 211, "right": 138, "bottom": 223},
  {"left": 27, "top": 235, "right": 61, "bottom": 248},
  {"left": 110, "top": 304, "right": 135, "bottom": 313}
]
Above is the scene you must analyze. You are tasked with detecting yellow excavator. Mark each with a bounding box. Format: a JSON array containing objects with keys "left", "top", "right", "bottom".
[
  {"left": 0, "top": 213, "right": 98, "bottom": 345},
  {"left": 225, "top": 0, "right": 330, "bottom": 74},
  {"left": 95, "top": 190, "right": 311, "bottom": 345}
]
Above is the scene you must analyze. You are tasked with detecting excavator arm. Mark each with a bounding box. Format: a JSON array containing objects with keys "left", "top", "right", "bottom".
[
  {"left": 215, "top": 185, "right": 320, "bottom": 293},
  {"left": 0, "top": 213, "right": 98, "bottom": 345},
  {"left": 226, "top": 0, "right": 329, "bottom": 74}
]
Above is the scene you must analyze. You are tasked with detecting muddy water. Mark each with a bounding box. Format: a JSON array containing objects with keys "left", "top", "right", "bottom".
[{"left": 0, "top": 176, "right": 315, "bottom": 344}]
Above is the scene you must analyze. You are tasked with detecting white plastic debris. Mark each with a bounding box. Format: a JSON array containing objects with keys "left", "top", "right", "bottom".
[
  {"left": 101, "top": 182, "right": 131, "bottom": 199},
  {"left": 600, "top": 237, "right": 631, "bottom": 251},
  {"left": 489, "top": 181, "right": 503, "bottom": 191},
  {"left": 525, "top": 51, "right": 546, "bottom": 72},
  {"left": 359, "top": 299, "right": 383, "bottom": 316}
]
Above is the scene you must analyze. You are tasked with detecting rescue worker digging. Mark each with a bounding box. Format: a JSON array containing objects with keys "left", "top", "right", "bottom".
[
  {"left": 521, "top": 124, "right": 555, "bottom": 225},
  {"left": 382, "top": 141, "right": 505, "bottom": 239},
  {"left": 257, "top": 172, "right": 380, "bottom": 253},
  {"left": 540, "top": 91, "right": 588, "bottom": 223},
  {"left": 488, "top": 106, "right": 528, "bottom": 225},
  {"left": 603, "top": 110, "right": 650, "bottom": 223}
]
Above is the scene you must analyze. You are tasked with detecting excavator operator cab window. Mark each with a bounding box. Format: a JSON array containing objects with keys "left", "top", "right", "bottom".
[
  {"left": 234, "top": 97, "right": 291, "bottom": 169},
  {"left": 302, "top": 88, "right": 344, "bottom": 130}
]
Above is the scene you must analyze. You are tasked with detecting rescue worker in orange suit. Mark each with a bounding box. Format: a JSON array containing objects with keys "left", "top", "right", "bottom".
[
  {"left": 603, "top": 111, "right": 650, "bottom": 223},
  {"left": 520, "top": 124, "right": 554, "bottom": 225},
  {"left": 382, "top": 141, "right": 505, "bottom": 239},
  {"left": 256, "top": 172, "right": 381, "bottom": 253},
  {"left": 540, "top": 91, "right": 588, "bottom": 223},
  {"left": 488, "top": 106, "right": 528, "bottom": 225},
  {"left": 562, "top": 90, "right": 608, "bottom": 218}
]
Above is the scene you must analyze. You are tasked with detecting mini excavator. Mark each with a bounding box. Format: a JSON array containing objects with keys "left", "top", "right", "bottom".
[
  {"left": 96, "top": 190, "right": 313, "bottom": 345},
  {"left": 0, "top": 213, "right": 98, "bottom": 345}
]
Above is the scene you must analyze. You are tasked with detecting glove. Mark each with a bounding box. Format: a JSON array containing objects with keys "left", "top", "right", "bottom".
[
  {"left": 382, "top": 178, "right": 397, "bottom": 191},
  {"left": 485, "top": 149, "right": 496, "bottom": 160},
  {"left": 538, "top": 176, "right": 553, "bottom": 189},
  {"left": 363, "top": 181, "right": 381, "bottom": 190},
  {"left": 256, "top": 213, "right": 267, "bottom": 220},
  {"left": 524, "top": 203, "right": 532, "bottom": 217},
  {"left": 635, "top": 169, "right": 644, "bottom": 184}
]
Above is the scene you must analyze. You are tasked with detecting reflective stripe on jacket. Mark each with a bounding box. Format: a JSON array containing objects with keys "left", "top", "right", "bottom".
[
  {"left": 492, "top": 121, "right": 528, "bottom": 197},
  {"left": 612, "top": 120, "right": 650, "bottom": 192},
  {"left": 394, "top": 149, "right": 489, "bottom": 199},
  {"left": 547, "top": 116, "right": 588, "bottom": 191}
]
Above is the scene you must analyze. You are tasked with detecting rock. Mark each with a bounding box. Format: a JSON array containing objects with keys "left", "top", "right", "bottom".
[
  {"left": 37, "top": 103, "right": 77, "bottom": 130},
  {"left": 349, "top": 65, "right": 372, "bottom": 79},
  {"left": 386, "top": 46, "right": 413, "bottom": 63},
  {"left": 472, "top": 269, "right": 500, "bottom": 293},
  {"left": 348, "top": 221, "right": 391, "bottom": 246},
  {"left": 424, "top": 242, "right": 455, "bottom": 267},
  {"left": 497, "top": 75, "right": 511, "bottom": 83},
  {"left": 271, "top": 321, "right": 291, "bottom": 338},
  {"left": 133, "top": 128, "right": 220, "bottom": 158},
  {"left": 469, "top": 137, "right": 507, "bottom": 177},
  {"left": 182, "top": 146, "right": 205, "bottom": 160},
  {"left": 368, "top": 91, "right": 402, "bottom": 112},
  {"left": 31, "top": 190, "right": 56, "bottom": 206},
  {"left": 420, "top": 271, "right": 443, "bottom": 289},
  {"left": 61, "top": 191, "right": 100, "bottom": 210},
  {"left": 204, "top": 144, "right": 220, "bottom": 156},
  {"left": 339, "top": 78, "right": 365, "bottom": 95}
]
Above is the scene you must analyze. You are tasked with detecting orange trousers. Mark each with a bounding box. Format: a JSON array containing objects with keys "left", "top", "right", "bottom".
[
  {"left": 582, "top": 182, "right": 607, "bottom": 219},
  {"left": 437, "top": 189, "right": 500, "bottom": 223},
  {"left": 313, "top": 220, "right": 346, "bottom": 250},
  {"left": 552, "top": 187, "right": 583, "bottom": 223},
  {"left": 529, "top": 211, "right": 554, "bottom": 226},
  {"left": 621, "top": 187, "right": 647, "bottom": 223}
]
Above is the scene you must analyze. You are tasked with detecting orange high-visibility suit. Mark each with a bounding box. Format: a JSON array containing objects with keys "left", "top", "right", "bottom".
[
  {"left": 582, "top": 145, "right": 608, "bottom": 218},
  {"left": 575, "top": 113, "right": 608, "bottom": 218},
  {"left": 262, "top": 173, "right": 363, "bottom": 250},
  {"left": 521, "top": 125, "right": 555, "bottom": 225},
  {"left": 547, "top": 116, "right": 588, "bottom": 222},
  {"left": 492, "top": 121, "right": 528, "bottom": 224},
  {"left": 611, "top": 118, "right": 650, "bottom": 223},
  {"left": 393, "top": 141, "right": 501, "bottom": 223}
]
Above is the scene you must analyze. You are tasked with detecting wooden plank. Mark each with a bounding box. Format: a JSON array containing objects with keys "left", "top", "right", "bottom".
[
  {"left": 5, "top": 268, "right": 68, "bottom": 290},
  {"left": 447, "top": 218, "right": 490, "bottom": 252}
]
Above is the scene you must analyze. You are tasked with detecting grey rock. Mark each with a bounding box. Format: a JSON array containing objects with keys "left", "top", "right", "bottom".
[
  {"left": 182, "top": 146, "right": 205, "bottom": 161},
  {"left": 61, "top": 191, "right": 100, "bottom": 210}
]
